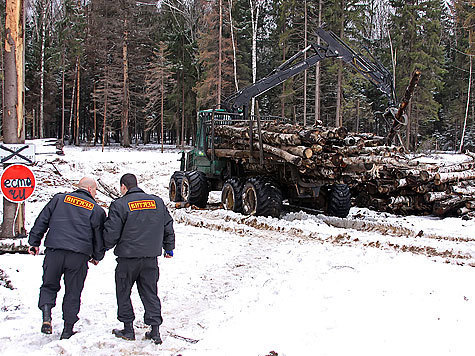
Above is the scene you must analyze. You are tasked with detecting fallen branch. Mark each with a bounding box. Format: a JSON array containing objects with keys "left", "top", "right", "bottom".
[
  {"left": 49, "top": 161, "right": 63, "bottom": 176},
  {"left": 167, "top": 331, "right": 199, "bottom": 344},
  {"left": 97, "top": 178, "right": 120, "bottom": 199}
]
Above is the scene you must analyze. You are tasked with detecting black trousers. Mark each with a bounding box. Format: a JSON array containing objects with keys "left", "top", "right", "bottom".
[
  {"left": 38, "top": 249, "right": 89, "bottom": 324},
  {"left": 115, "top": 257, "right": 163, "bottom": 326}
]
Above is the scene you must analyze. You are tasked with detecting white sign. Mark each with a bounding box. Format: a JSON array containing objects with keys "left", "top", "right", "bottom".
[{"left": 0, "top": 144, "right": 36, "bottom": 164}]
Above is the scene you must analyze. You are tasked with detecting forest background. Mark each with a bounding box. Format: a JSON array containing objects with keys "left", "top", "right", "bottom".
[{"left": 0, "top": 0, "right": 473, "bottom": 152}]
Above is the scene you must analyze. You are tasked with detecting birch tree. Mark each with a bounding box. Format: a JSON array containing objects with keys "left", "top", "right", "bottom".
[{"left": 249, "top": 0, "right": 262, "bottom": 118}]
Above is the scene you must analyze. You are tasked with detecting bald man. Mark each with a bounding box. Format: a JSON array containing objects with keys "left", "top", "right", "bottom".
[{"left": 29, "top": 177, "right": 106, "bottom": 339}]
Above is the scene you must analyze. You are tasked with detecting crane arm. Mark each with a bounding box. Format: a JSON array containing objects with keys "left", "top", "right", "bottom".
[{"left": 222, "top": 27, "right": 397, "bottom": 112}]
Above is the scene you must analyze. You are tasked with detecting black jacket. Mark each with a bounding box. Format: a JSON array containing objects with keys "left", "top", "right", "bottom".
[
  {"left": 28, "top": 189, "right": 106, "bottom": 260},
  {"left": 104, "top": 187, "right": 175, "bottom": 258}
]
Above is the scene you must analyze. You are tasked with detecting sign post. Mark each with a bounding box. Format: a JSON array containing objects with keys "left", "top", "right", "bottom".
[
  {"left": 1, "top": 164, "right": 36, "bottom": 203},
  {"left": 0, "top": 144, "right": 35, "bottom": 164}
]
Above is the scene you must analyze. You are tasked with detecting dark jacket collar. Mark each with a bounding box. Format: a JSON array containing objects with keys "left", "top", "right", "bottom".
[
  {"left": 124, "top": 187, "right": 144, "bottom": 196},
  {"left": 75, "top": 188, "right": 94, "bottom": 200}
]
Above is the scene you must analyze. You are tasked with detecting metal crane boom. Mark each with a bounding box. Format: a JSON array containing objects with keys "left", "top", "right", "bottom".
[{"left": 222, "top": 27, "right": 397, "bottom": 113}]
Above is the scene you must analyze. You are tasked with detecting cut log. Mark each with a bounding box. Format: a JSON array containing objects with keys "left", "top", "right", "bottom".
[
  {"left": 437, "top": 162, "right": 475, "bottom": 173},
  {"left": 261, "top": 131, "right": 301, "bottom": 146},
  {"left": 457, "top": 207, "right": 471, "bottom": 215},
  {"left": 282, "top": 145, "right": 313, "bottom": 159},
  {"left": 433, "top": 196, "right": 469, "bottom": 216},
  {"left": 207, "top": 148, "right": 258, "bottom": 160},
  {"left": 452, "top": 184, "right": 475, "bottom": 195},
  {"left": 311, "top": 144, "right": 323, "bottom": 154},
  {"left": 233, "top": 139, "right": 302, "bottom": 166},
  {"left": 343, "top": 162, "right": 375, "bottom": 174},
  {"left": 424, "top": 191, "right": 451, "bottom": 203},
  {"left": 343, "top": 156, "right": 407, "bottom": 166},
  {"left": 206, "top": 119, "right": 475, "bottom": 218},
  {"left": 466, "top": 201, "right": 475, "bottom": 209},
  {"left": 434, "top": 170, "right": 475, "bottom": 185}
]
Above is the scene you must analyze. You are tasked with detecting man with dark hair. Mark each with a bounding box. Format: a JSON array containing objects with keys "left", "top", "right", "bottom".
[
  {"left": 28, "top": 177, "right": 105, "bottom": 339},
  {"left": 104, "top": 173, "right": 175, "bottom": 345},
  {"left": 119, "top": 173, "right": 137, "bottom": 190}
]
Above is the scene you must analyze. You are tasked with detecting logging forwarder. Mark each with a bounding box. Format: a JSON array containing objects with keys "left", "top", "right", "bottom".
[{"left": 169, "top": 26, "right": 419, "bottom": 219}]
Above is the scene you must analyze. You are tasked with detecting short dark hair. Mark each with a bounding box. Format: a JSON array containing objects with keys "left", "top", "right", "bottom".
[{"left": 120, "top": 173, "right": 137, "bottom": 190}]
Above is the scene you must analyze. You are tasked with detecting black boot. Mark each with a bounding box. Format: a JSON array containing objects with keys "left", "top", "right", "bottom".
[
  {"left": 60, "top": 322, "right": 76, "bottom": 340},
  {"left": 40, "top": 304, "right": 52, "bottom": 334},
  {"left": 112, "top": 322, "right": 135, "bottom": 341},
  {"left": 144, "top": 325, "right": 162, "bottom": 344}
]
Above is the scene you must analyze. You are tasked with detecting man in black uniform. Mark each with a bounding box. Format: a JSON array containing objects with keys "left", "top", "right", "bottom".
[
  {"left": 28, "top": 177, "right": 106, "bottom": 339},
  {"left": 104, "top": 173, "right": 175, "bottom": 345}
]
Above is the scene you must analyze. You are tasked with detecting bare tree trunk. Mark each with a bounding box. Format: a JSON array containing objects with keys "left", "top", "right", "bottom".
[
  {"left": 303, "top": 0, "right": 307, "bottom": 126},
  {"left": 93, "top": 81, "right": 97, "bottom": 145},
  {"left": 122, "top": 19, "right": 130, "bottom": 147},
  {"left": 217, "top": 0, "right": 222, "bottom": 107},
  {"left": 405, "top": 101, "right": 412, "bottom": 150},
  {"left": 75, "top": 57, "right": 80, "bottom": 145},
  {"left": 281, "top": 38, "right": 286, "bottom": 119},
  {"left": 229, "top": 0, "right": 239, "bottom": 92},
  {"left": 181, "top": 36, "right": 185, "bottom": 148},
  {"left": 249, "top": 0, "right": 260, "bottom": 118},
  {"left": 39, "top": 0, "right": 46, "bottom": 138},
  {"left": 68, "top": 58, "right": 78, "bottom": 145},
  {"left": 414, "top": 104, "right": 419, "bottom": 150},
  {"left": 102, "top": 66, "right": 109, "bottom": 152},
  {"left": 335, "top": 2, "right": 344, "bottom": 128},
  {"left": 356, "top": 97, "right": 360, "bottom": 133},
  {"left": 459, "top": 56, "right": 472, "bottom": 152},
  {"left": 181, "top": 71, "right": 185, "bottom": 147},
  {"left": 1, "top": 26, "right": 4, "bottom": 131},
  {"left": 61, "top": 48, "right": 65, "bottom": 144},
  {"left": 2, "top": 0, "right": 26, "bottom": 238},
  {"left": 315, "top": 0, "right": 322, "bottom": 125},
  {"left": 160, "top": 46, "right": 165, "bottom": 153},
  {"left": 32, "top": 108, "right": 36, "bottom": 138}
]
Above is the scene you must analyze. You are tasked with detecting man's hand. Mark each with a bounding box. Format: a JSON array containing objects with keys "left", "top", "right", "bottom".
[
  {"left": 28, "top": 246, "right": 39, "bottom": 256},
  {"left": 164, "top": 250, "right": 174, "bottom": 258},
  {"left": 89, "top": 259, "right": 99, "bottom": 265}
]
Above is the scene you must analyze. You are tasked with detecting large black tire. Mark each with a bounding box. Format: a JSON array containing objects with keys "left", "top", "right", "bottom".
[
  {"left": 182, "top": 171, "right": 209, "bottom": 208},
  {"left": 327, "top": 184, "right": 351, "bottom": 218},
  {"left": 242, "top": 177, "right": 282, "bottom": 218},
  {"left": 221, "top": 178, "right": 244, "bottom": 213},
  {"left": 169, "top": 171, "right": 185, "bottom": 202}
]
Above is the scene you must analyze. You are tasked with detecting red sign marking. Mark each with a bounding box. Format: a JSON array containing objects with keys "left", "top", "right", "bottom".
[{"left": 1, "top": 164, "right": 36, "bottom": 202}]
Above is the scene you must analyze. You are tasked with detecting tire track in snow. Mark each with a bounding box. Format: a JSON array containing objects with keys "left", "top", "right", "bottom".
[{"left": 171, "top": 208, "right": 475, "bottom": 267}]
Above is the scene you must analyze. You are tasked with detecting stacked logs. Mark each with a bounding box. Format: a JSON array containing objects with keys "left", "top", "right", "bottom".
[{"left": 208, "top": 121, "right": 475, "bottom": 218}]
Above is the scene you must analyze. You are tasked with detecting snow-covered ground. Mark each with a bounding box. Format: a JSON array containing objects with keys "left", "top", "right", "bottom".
[{"left": 1, "top": 140, "right": 475, "bottom": 356}]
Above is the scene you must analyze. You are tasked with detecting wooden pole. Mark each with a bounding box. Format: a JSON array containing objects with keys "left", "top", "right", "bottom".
[
  {"left": 61, "top": 48, "right": 65, "bottom": 144},
  {"left": 2, "top": 0, "right": 26, "bottom": 238},
  {"left": 75, "top": 57, "right": 80, "bottom": 145}
]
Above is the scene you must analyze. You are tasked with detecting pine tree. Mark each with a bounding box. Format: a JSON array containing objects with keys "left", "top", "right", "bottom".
[
  {"left": 388, "top": 0, "right": 446, "bottom": 151},
  {"left": 144, "top": 43, "right": 175, "bottom": 147},
  {"left": 439, "top": 0, "right": 474, "bottom": 151},
  {"left": 194, "top": 0, "right": 235, "bottom": 109}
]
